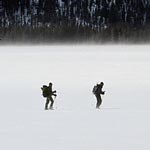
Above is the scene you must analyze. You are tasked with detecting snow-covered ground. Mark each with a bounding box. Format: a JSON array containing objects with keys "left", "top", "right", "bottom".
[{"left": 0, "top": 45, "right": 150, "bottom": 150}]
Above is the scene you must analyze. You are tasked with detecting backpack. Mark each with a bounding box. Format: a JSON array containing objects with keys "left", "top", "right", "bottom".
[
  {"left": 92, "top": 85, "right": 98, "bottom": 95},
  {"left": 42, "top": 85, "right": 49, "bottom": 97}
]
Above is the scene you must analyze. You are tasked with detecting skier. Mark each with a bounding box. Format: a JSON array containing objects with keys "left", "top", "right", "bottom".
[
  {"left": 93, "top": 82, "right": 105, "bottom": 109},
  {"left": 41, "top": 82, "right": 57, "bottom": 110}
]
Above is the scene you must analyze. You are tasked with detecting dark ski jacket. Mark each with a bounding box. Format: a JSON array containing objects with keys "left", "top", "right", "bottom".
[
  {"left": 95, "top": 85, "right": 105, "bottom": 95},
  {"left": 47, "top": 86, "right": 56, "bottom": 97}
]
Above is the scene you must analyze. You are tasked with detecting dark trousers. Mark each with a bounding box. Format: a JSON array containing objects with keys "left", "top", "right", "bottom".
[
  {"left": 96, "top": 94, "right": 102, "bottom": 108},
  {"left": 45, "top": 95, "right": 54, "bottom": 109}
]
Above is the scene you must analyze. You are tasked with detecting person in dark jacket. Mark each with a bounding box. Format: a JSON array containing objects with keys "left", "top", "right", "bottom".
[
  {"left": 44, "top": 82, "right": 57, "bottom": 110},
  {"left": 94, "top": 82, "right": 105, "bottom": 109}
]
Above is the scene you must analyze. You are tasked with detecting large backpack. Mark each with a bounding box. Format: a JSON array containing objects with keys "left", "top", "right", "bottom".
[
  {"left": 92, "top": 85, "right": 98, "bottom": 95},
  {"left": 42, "top": 85, "right": 49, "bottom": 97}
]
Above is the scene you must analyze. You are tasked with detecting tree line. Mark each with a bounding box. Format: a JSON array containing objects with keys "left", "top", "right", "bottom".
[
  {"left": 0, "top": 0, "right": 150, "bottom": 42},
  {"left": 1, "top": 0, "right": 150, "bottom": 28}
]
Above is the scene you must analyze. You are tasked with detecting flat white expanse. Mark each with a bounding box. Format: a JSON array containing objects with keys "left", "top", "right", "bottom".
[{"left": 0, "top": 45, "right": 150, "bottom": 150}]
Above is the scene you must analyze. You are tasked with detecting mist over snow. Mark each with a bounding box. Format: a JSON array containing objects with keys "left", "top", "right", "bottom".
[{"left": 0, "top": 45, "right": 150, "bottom": 150}]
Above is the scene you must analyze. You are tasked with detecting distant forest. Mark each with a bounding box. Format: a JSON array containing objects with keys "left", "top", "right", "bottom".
[{"left": 1, "top": 0, "right": 150, "bottom": 43}]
